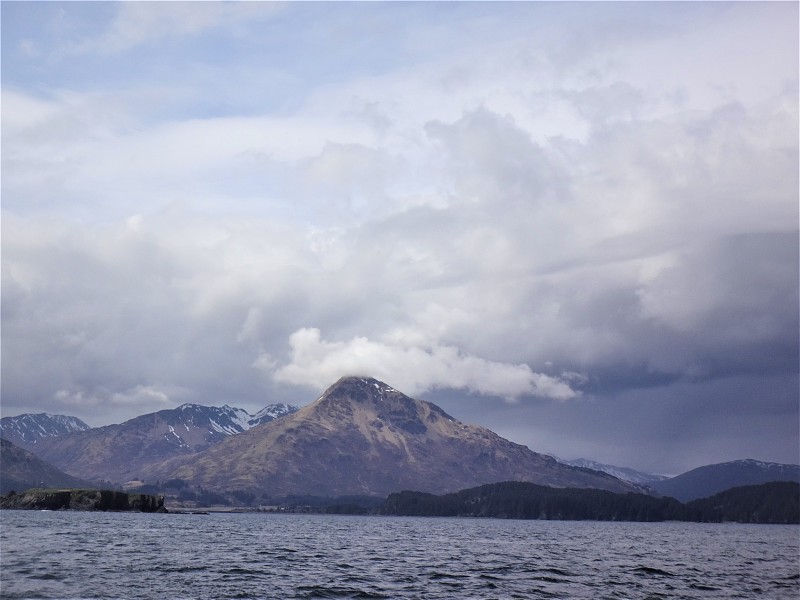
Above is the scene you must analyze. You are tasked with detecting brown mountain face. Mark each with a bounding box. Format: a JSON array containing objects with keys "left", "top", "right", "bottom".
[
  {"left": 160, "top": 377, "right": 639, "bottom": 498},
  {"left": 31, "top": 403, "right": 297, "bottom": 485},
  {"left": 0, "top": 438, "right": 94, "bottom": 493}
]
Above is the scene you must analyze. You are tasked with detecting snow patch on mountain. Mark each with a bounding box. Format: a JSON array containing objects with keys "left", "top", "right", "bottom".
[
  {"left": 248, "top": 404, "right": 296, "bottom": 427},
  {"left": 174, "top": 403, "right": 298, "bottom": 436},
  {"left": 650, "top": 458, "right": 800, "bottom": 502},
  {"left": 0, "top": 413, "right": 91, "bottom": 447},
  {"left": 166, "top": 425, "right": 188, "bottom": 448},
  {"left": 1, "top": 403, "right": 298, "bottom": 454},
  {"left": 554, "top": 457, "right": 668, "bottom": 486},
  {"left": 729, "top": 458, "right": 797, "bottom": 473}
]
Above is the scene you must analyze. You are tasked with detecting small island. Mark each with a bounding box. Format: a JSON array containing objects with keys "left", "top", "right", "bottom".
[{"left": 0, "top": 488, "right": 167, "bottom": 512}]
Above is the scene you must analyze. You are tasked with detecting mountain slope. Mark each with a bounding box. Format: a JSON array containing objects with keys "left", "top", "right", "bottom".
[
  {"left": 380, "top": 481, "right": 799, "bottom": 524},
  {"left": 651, "top": 459, "right": 800, "bottom": 502},
  {"left": 159, "top": 377, "right": 640, "bottom": 498},
  {"left": 0, "top": 413, "right": 91, "bottom": 451},
  {"left": 30, "top": 403, "right": 297, "bottom": 484},
  {"left": 0, "top": 438, "right": 94, "bottom": 493},
  {"left": 684, "top": 481, "right": 800, "bottom": 524},
  {"left": 381, "top": 481, "right": 684, "bottom": 521},
  {"left": 555, "top": 458, "right": 668, "bottom": 486},
  {"left": 248, "top": 404, "right": 297, "bottom": 427}
]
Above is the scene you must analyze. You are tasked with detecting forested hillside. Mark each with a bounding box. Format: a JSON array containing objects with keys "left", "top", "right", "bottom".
[{"left": 380, "top": 481, "right": 799, "bottom": 524}]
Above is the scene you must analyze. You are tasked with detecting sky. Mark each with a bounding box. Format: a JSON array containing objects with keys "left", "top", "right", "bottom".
[{"left": 2, "top": 1, "right": 798, "bottom": 476}]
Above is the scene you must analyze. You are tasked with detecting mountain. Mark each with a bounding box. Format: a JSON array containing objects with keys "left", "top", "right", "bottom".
[
  {"left": 0, "top": 413, "right": 91, "bottom": 450},
  {"left": 0, "top": 438, "right": 94, "bottom": 494},
  {"left": 248, "top": 404, "right": 297, "bottom": 427},
  {"left": 157, "top": 376, "right": 641, "bottom": 498},
  {"left": 29, "top": 402, "right": 298, "bottom": 485},
  {"left": 651, "top": 459, "right": 800, "bottom": 502},
  {"left": 555, "top": 458, "right": 668, "bottom": 486}
]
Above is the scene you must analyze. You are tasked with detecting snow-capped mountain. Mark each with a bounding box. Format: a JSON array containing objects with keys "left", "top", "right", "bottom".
[
  {"left": 651, "top": 459, "right": 800, "bottom": 502},
  {"left": 157, "top": 376, "right": 641, "bottom": 498},
  {"left": 0, "top": 413, "right": 91, "bottom": 450},
  {"left": 22, "top": 402, "right": 299, "bottom": 485},
  {"left": 248, "top": 404, "right": 297, "bottom": 428},
  {"left": 554, "top": 457, "right": 668, "bottom": 486},
  {"left": 173, "top": 403, "right": 297, "bottom": 437}
]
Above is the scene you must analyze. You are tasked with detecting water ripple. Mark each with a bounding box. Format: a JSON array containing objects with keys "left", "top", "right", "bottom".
[{"left": 0, "top": 512, "right": 798, "bottom": 599}]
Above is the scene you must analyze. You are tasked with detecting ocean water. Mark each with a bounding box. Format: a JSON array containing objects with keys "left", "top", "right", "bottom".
[{"left": 0, "top": 511, "right": 798, "bottom": 599}]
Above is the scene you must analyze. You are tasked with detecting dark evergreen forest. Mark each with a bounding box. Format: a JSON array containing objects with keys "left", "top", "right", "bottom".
[
  {"left": 13, "top": 479, "right": 794, "bottom": 523},
  {"left": 378, "top": 481, "right": 799, "bottom": 524}
]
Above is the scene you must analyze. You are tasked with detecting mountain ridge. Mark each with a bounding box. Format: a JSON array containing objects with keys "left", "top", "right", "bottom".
[
  {"left": 27, "top": 402, "right": 298, "bottom": 484},
  {"left": 0, "top": 413, "right": 91, "bottom": 450},
  {"left": 0, "top": 438, "right": 94, "bottom": 493},
  {"left": 650, "top": 458, "right": 800, "bottom": 502},
  {"left": 155, "top": 376, "right": 641, "bottom": 498},
  {"left": 555, "top": 457, "right": 668, "bottom": 486},
  {"left": 7, "top": 380, "right": 796, "bottom": 502}
]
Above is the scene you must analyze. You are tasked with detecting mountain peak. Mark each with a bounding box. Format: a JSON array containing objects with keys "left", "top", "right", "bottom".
[
  {"left": 555, "top": 457, "right": 668, "bottom": 486},
  {"left": 162, "top": 377, "right": 640, "bottom": 498},
  {"left": 23, "top": 401, "right": 298, "bottom": 484},
  {"left": 651, "top": 458, "right": 800, "bottom": 502},
  {"left": 331, "top": 375, "right": 399, "bottom": 392},
  {"left": 321, "top": 376, "right": 401, "bottom": 403},
  {"left": 0, "top": 413, "right": 91, "bottom": 449},
  {"left": 314, "top": 375, "right": 453, "bottom": 436}
]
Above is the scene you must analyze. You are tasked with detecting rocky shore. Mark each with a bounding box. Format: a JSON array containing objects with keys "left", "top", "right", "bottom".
[{"left": 0, "top": 489, "right": 167, "bottom": 512}]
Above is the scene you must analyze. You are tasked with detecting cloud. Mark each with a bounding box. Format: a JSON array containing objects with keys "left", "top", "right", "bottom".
[
  {"left": 4, "top": 90, "right": 795, "bottom": 422},
  {"left": 0, "top": 90, "right": 61, "bottom": 133},
  {"left": 1, "top": 87, "right": 385, "bottom": 223},
  {"left": 270, "top": 327, "right": 581, "bottom": 401},
  {"left": 110, "top": 385, "right": 171, "bottom": 407},
  {"left": 53, "top": 389, "right": 99, "bottom": 408},
  {"left": 53, "top": 384, "right": 172, "bottom": 410},
  {"left": 0, "top": 210, "right": 316, "bottom": 421},
  {"left": 66, "top": 3, "right": 283, "bottom": 56},
  {"left": 2, "top": 2, "right": 797, "bottom": 470}
]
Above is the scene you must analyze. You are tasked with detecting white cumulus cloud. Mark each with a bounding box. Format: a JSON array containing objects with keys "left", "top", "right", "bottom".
[{"left": 270, "top": 327, "right": 580, "bottom": 401}]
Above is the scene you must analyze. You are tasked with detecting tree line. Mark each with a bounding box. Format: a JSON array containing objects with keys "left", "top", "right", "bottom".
[
  {"left": 31, "top": 477, "right": 794, "bottom": 522},
  {"left": 377, "top": 480, "right": 799, "bottom": 524}
]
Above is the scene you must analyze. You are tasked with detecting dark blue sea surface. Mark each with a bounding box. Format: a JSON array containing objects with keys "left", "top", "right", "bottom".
[{"left": 1, "top": 510, "right": 798, "bottom": 599}]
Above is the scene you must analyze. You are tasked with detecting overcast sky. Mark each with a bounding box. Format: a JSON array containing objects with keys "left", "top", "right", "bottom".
[{"left": 2, "top": 2, "right": 797, "bottom": 475}]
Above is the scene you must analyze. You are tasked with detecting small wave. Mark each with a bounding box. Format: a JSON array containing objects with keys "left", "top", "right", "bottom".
[
  {"left": 428, "top": 571, "right": 469, "bottom": 580},
  {"left": 525, "top": 586, "right": 561, "bottom": 599},
  {"left": 225, "top": 567, "right": 262, "bottom": 575},
  {"left": 157, "top": 565, "right": 209, "bottom": 573},
  {"left": 295, "top": 585, "right": 389, "bottom": 599},
  {"left": 633, "top": 566, "right": 676, "bottom": 577},
  {"left": 534, "top": 576, "right": 570, "bottom": 584},
  {"left": 473, "top": 563, "right": 515, "bottom": 574},
  {"left": 772, "top": 577, "right": 800, "bottom": 590},
  {"left": 540, "top": 567, "right": 575, "bottom": 577},
  {"left": 31, "top": 572, "right": 63, "bottom": 581},
  {"left": 689, "top": 582, "right": 720, "bottom": 591}
]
